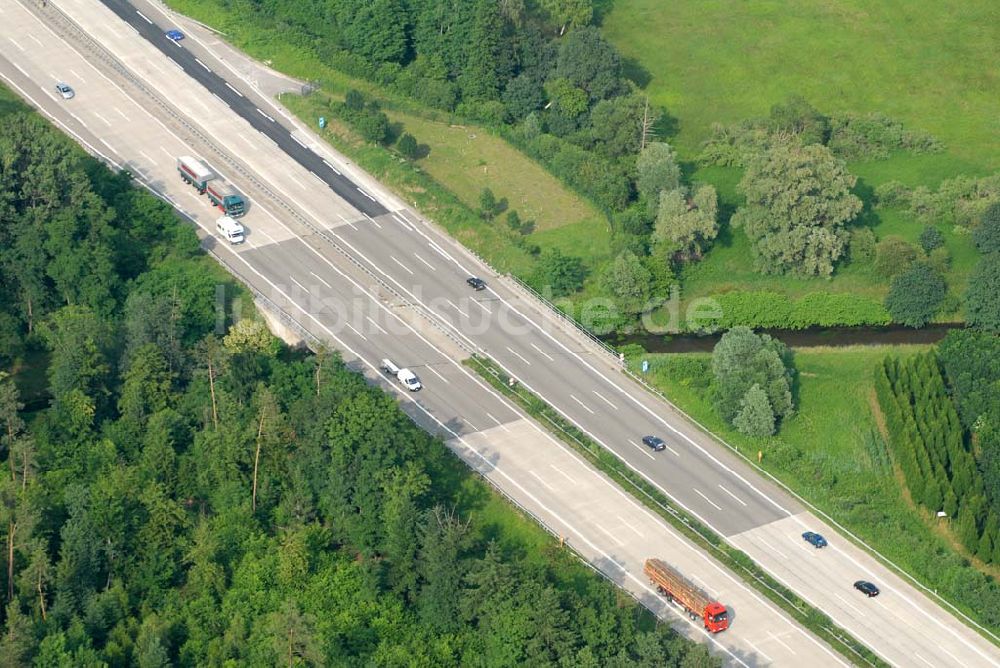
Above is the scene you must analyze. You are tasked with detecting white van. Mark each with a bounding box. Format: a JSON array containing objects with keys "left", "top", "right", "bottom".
[
  {"left": 381, "top": 358, "right": 422, "bottom": 391},
  {"left": 216, "top": 215, "right": 245, "bottom": 244}
]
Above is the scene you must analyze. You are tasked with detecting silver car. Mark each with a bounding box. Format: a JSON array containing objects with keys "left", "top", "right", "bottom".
[{"left": 55, "top": 83, "right": 74, "bottom": 99}]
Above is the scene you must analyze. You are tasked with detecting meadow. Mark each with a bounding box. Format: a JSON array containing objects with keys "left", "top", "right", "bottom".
[
  {"left": 602, "top": 0, "right": 999, "bottom": 174},
  {"left": 605, "top": 0, "right": 998, "bottom": 320}
]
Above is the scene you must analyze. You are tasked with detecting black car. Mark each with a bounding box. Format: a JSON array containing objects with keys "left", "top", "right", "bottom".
[
  {"left": 854, "top": 580, "right": 880, "bottom": 597},
  {"left": 642, "top": 435, "right": 667, "bottom": 452},
  {"left": 466, "top": 277, "right": 486, "bottom": 290},
  {"left": 802, "top": 531, "right": 828, "bottom": 548}
]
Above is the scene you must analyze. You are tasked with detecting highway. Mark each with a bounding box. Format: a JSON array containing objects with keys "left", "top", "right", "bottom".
[{"left": 2, "top": 0, "right": 998, "bottom": 665}]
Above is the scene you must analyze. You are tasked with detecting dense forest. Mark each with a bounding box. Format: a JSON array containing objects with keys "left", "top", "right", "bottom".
[{"left": 0, "top": 107, "right": 718, "bottom": 664}]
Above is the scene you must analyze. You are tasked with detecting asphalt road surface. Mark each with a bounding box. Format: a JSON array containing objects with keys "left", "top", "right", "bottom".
[{"left": 3, "top": 0, "right": 999, "bottom": 665}]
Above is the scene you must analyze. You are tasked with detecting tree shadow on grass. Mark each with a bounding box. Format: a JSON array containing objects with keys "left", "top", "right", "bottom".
[
  {"left": 387, "top": 121, "right": 405, "bottom": 145},
  {"left": 622, "top": 56, "right": 653, "bottom": 89},
  {"left": 853, "top": 176, "right": 883, "bottom": 230},
  {"left": 713, "top": 219, "right": 736, "bottom": 250},
  {"left": 653, "top": 108, "right": 680, "bottom": 140},
  {"left": 592, "top": 0, "right": 617, "bottom": 25}
]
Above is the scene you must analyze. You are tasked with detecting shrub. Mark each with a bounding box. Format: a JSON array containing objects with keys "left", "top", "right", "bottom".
[
  {"left": 768, "top": 96, "right": 830, "bottom": 145},
  {"left": 919, "top": 226, "right": 945, "bottom": 253},
  {"left": 479, "top": 188, "right": 497, "bottom": 219},
  {"left": 927, "top": 246, "right": 951, "bottom": 273},
  {"left": 826, "top": 112, "right": 942, "bottom": 160},
  {"left": 344, "top": 89, "right": 365, "bottom": 112},
  {"left": 478, "top": 188, "right": 506, "bottom": 220},
  {"left": 874, "top": 180, "right": 911, "bottom": 209},
  {"left": 908, "top": 173, "right": 1000, "bottom": 228},
  {"left": 396, "top": 133, "right": 419, "bottom": 159},
  {"left": 849, "top": 228, "right": 877, "bottom": 263},
  {"left": 334, "top": 90, "right": 390, "bottom": 144},
  {"left": 885, "top": 262, "right": 947, "bottom": 327},
  {"left": 874, "top": 236, "right": 918, "bottom": 278},
  {"left": 506, "top": 210, "right": 522, "bottom": 232},
  {"left": 531, "top": 249, "right": 587, "bottom": 297}
]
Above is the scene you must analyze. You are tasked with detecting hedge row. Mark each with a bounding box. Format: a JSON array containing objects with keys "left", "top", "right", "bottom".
[{"left": 706, "top": 291, "right": 892, "bottom": 330}]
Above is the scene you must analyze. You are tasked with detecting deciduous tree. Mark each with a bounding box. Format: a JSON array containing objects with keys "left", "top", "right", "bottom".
[
  {"left": 885, "top": 262, "right": 947, "bottom": 327},
  {"left": 554, "top": 27, "right": 622, "bottom": 102},
  {"left": 636, "top": 142, "right": 681, "bottom": 203},
  {"left": 711, "top": 327, "right": 794, "bottom": 428},
  {"left": 600, "top": 251, "right": 652, "bottom": 315},
  {"left": 653, "top": 185, "right": 719, "bottom": 261},
  {"left": 732, "top": 142, "right": 862, "bottom": 276}
]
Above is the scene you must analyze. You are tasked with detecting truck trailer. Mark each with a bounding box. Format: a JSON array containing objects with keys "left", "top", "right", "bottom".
[
  {"left": 176, "top": 156, "right": 246, "bottom": 217},
  {"left": 643, "top": 558, "right": 729, "bottom": 632}
]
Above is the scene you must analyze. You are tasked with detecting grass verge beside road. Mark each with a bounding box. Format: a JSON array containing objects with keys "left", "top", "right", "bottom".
[
  {"left": 465, "top": 354, "right": 887, "bottom": 667},
  {"left": 631, "top": 345, "right": 1000, "bottom": 637}
]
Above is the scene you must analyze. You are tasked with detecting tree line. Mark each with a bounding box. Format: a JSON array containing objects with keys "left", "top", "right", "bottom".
[{"left": 0, "top": 106, "right": 719, "bottom": 664}]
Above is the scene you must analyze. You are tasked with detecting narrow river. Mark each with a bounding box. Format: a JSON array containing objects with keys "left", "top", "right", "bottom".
[{"left": 604, "top": 323, "right": 963, "bottom": 353}]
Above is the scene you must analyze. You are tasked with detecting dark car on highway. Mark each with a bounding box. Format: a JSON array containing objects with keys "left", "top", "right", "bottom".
[
  {"left": 854, "top": 580, "right": 880, "bottom": 597},
  {"left": 466, "top": 277, "right": 486, "bottom": 291},
  {"left": 642, "top": 435, "right": 667, "bottom": 452},
  {"left": 165, "top": 29, "right": 185, "bottom": 41},
  {"left": 802, "top": 531, "right": 827, "bottom": 548}
]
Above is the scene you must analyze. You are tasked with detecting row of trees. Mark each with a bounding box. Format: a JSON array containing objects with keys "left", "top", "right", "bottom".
[
  {"left": 0, "top": 106, "right": 719, "bottom": 664},
  {"left": 875, "top": 352, "right": 1000, "bottom": 563},
  {"left": 937, "top": 331, "right": 1000, "bottom": 520}
]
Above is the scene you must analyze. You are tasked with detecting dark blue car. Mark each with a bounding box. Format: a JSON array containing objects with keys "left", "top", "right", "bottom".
[
  {"left": 165, "top": 29, "right": 185, "bottom": 41},
  {"left": 802, "top": 531, "right": 827, "bottom": 548}
]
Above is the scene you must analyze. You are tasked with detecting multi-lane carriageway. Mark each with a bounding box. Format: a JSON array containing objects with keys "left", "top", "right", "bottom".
[{"left": 1, "top": 0, "right": 998, "bottom": 665}]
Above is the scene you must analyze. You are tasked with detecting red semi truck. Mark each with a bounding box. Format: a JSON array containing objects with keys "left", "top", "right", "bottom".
[
  {"left": 176, "top": 156, "right": 246, "bottom": 217},
  {"left": 644, "top": 558, "right": 729, "bottom": 632}
]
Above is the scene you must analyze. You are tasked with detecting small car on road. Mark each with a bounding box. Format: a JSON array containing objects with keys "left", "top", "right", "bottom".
[
  {"left": 854, "top": 580, "right": 880, "bottom": 597},
  {"left": 466, "top": 277, "right": 486, "bottom": 291},
  {"left": 165, "top": 29, "right": 185, "bottom": 41},
  {"left": 801, "top": 531, "right": 827, "bottom": 548},
  {"left": 55, "top": 82, "right": 74, "bottom": 99},
  {"left": 642, "top": 435, "right": 667, "bottom": 452}
]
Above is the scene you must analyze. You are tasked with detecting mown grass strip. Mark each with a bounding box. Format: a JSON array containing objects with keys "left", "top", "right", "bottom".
[{"left": 464, "top": 353, "right": 887, "bottom": 668}]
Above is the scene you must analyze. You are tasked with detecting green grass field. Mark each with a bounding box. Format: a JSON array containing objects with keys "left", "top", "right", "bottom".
[
  {"left": 604, "top": 0, "right": 998, "bottom": 317},
  {"left": 603, "top": 0, "right": 1000, "bottom": 174}
]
